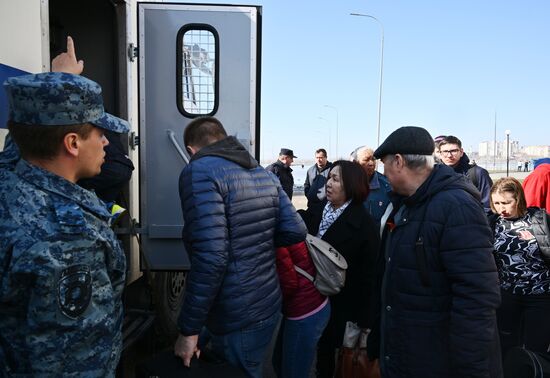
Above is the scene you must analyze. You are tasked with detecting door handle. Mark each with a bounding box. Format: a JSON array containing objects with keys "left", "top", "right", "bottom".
[{"left": 167, "top": 129, "right": 190, "bottom": 164}]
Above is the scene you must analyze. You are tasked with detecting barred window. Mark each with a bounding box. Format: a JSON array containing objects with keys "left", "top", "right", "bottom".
[{"left": 177, "top": 25, "right": 218, "bottom": 116}]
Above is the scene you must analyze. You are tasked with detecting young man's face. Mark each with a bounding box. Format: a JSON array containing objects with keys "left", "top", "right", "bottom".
[
  {"left": 439, "top": 143, "right": 463, "bottom": 167},
  {"left": 77, "top": 127, "right": 109, "bottom": 179}
]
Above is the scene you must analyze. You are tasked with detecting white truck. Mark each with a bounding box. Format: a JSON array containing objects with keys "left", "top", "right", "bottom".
[{"left": 0, "top": 0, "right": 262, "bottom": 344}]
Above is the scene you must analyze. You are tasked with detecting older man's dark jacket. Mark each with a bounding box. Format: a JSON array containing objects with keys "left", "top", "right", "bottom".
[
  {"left": 177, "top": 137, "right": 307, "bottom": 336},
  {"left": 371, "top": 164, "right": 502, "bottom": 378}
]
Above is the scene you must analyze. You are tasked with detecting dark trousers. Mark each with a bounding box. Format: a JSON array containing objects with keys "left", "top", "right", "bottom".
[
  {"left": 497, "top": 290, "right": 550, "bottom": 359},
  {"left": 316, "top": 323, "right": 339, "bottom": 378},
  {"left": 316, "top": 305, "right": 349, "bottom": 378}
]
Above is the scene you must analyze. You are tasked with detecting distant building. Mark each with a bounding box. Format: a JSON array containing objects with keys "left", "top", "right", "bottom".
[
  {"left": 479, "top": 140, "right": 520, "bottom": 158},
  {"left": 522, "top": 145, "right": 550, "bottom": 157},
  {"left": 479, "top": 141, "right": 550, "bottom": 159}
]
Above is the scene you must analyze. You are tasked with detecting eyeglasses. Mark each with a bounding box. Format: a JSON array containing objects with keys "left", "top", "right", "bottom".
[{"left": 439, "top": 149, "right": 460, "bottom": 156}]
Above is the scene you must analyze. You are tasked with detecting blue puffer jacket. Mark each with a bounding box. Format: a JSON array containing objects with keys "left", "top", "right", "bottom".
[
  {"left": 378, "top": 164, "right": 502, "bottom": 378},
  {"left": 177, "top": 137, "right": 307, "bottom": 336}
]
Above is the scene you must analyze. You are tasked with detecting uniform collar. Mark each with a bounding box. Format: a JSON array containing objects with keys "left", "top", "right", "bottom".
[{"left": 15, "top": 159, "right": 112, "bottom": 220}]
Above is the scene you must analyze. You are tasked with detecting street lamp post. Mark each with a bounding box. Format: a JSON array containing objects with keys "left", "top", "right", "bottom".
[
  {"left": 505, "top": 130, "right": 511, "bottom": 176},
  {"left": 350, "top": 12, "right": 384, "bottom": 147},
  {"left": 317, "top": 116, "right": 331, "bottom": 156},
  {"left": 323, "top": 105, "right": 339, "bottom": 157}
]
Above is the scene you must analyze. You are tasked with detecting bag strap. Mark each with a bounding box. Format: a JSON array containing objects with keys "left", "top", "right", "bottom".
[
  {"left": 380, "top": 202, "right": 394, "bottom": 239},
  {"left": 294, "top": 264, "right": 314, "bottom": 282},
  {"left": 525, "top": 349, "right": 544, "bottom": 378}
]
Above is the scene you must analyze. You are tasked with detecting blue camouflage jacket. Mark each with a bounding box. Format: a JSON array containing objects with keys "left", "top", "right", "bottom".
[{"left": 0, "top": 159, "right": 126, "bottom": 377}]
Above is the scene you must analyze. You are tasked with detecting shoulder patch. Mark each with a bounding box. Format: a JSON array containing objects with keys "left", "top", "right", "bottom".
[{"left": 58, "top": 264, "right": 92, "bottom": 319}]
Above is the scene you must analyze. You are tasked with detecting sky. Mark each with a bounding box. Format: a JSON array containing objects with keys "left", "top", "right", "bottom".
[
  {"left": 4, "top": 1, "right": 549, "bottom": 162},
  {"left": 183, "top": 1, "right": 545, "bottom": 161},
  {"left": 1, "top": 1, "right": 549, "bottom": 162}
]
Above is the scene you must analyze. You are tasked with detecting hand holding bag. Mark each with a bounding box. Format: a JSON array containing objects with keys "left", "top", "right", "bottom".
[{"left": 334, "top": 322, "right": 380, "bottom": 378}]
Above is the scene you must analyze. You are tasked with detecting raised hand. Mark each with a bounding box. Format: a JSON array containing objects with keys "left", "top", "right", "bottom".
[{"left": 51, "top": 36, "right": 84, "bottom": 74}]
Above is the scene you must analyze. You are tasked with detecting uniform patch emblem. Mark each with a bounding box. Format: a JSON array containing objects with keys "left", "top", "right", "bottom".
[{"left": 58, "top": 264, "right": 92, "bottom": 319}]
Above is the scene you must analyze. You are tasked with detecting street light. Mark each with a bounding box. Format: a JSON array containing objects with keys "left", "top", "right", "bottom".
[
  {"left": 505, "top": 129, "right": 511, "bottom": 176},
  {"left": 350, "top": 12, "right": 384, "bottom": 147},
  {"left": 323, "top": 105, "right": 339, "bottom": 157},
  {"left": 317, "top": 116, "right": 331, "bottom": 156}
]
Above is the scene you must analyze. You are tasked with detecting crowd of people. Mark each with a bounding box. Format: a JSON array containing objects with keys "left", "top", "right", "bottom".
[
  {"left": 273, "top": 130, "right": 549, "bottom": 378},
  {"left": 1, "top": 37, "right": 549, "bottom": 378}
]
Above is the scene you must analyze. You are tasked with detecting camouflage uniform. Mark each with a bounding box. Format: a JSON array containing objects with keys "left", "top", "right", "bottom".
[
  {"left": 0, "top": 72, "right": 129, "bottom": 377},
  {"left": 0, "top": 135, "right": 19, "bottom": 170}
]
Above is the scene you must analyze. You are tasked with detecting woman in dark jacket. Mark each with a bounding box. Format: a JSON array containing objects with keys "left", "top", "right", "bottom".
[
  {"left": 489, "top": 177, "right": 550, "bottom": 360},
  {"left": 300, "top": 160, "right": 380, "bottom": 378}
]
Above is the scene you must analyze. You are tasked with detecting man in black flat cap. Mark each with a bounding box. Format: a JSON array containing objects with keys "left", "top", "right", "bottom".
[
  {"left": 368, "top": 126, "right": 502, "bottom": 378},
  {"left": 266, "top": 148, "right": 297, "bottom": 199}
]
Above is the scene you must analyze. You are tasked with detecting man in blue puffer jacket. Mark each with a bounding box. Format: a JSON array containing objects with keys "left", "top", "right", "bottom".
[
  {"left": 174, "top": 117, "right": 307, "bottom": 377},
  {"left": 368, "top": 126, "right": 502, "bottom": 378}
]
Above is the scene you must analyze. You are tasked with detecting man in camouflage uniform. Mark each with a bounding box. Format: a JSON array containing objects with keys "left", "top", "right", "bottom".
[{"left": 0, "top": 68, "right": 129, "bottom": 376}]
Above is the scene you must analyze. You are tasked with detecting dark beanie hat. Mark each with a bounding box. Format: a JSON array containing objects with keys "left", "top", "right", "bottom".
[{"left": 374, "top": 126, "right": 435, "bottom": 159}]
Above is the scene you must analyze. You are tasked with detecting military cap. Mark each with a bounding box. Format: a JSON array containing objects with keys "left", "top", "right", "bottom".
[
  {"left": 4, "top": 72, "right": 129, "bottom": 133},
  {"left": 279, "top": 148, "right": 297, "bottom": 158},
  {"left": 374, "top": 126, "right": 434, "bottom": 159}
]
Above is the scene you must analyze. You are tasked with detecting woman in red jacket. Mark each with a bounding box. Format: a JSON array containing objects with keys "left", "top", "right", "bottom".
[{"left": 273, "top": 240, "right": 330, "bottom": 378}]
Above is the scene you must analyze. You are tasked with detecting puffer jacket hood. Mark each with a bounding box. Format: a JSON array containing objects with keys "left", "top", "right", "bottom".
[
  {"left": 191, "top": 136, "right": 258, "bottom": 169},
  {"left": 404, "top": 163, "right": 481, "bottom": 206}
]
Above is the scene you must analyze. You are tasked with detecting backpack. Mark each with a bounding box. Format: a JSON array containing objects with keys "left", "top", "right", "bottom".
[
  {"left": 294, "top": 234, "right": 348, "bottom": 296},
  {"left": 466, "top": 164, "right": 479, "bottom": 188}
]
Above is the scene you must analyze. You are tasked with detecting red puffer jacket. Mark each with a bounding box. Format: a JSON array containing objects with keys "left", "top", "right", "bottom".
[{"left": 276, "top": 241, "right": 326, "bottom": 318}]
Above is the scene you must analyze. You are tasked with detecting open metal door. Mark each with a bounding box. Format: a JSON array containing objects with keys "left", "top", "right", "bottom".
[{"left": 137, "top": 2, "right": 261, "bottom": 270}]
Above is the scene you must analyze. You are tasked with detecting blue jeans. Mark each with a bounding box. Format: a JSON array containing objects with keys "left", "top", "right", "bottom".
[
  {"left": 273, "top": 302, "right": 331, "bottom": 378},
  {"left": 207, "top": 311, "right": 281, "bottom": 378}
]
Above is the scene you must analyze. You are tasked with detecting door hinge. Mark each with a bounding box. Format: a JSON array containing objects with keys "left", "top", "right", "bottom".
[
  {"left": 129, "top": 132, "right": 140, "bottom": 150},
  {"left": 128, "top": 43, "right": 138, "bottom": 62}
]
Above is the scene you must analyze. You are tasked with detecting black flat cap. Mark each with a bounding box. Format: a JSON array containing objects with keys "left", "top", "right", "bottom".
[
  {"left": 374, "top": 126, "right": 434, "bottom": 159},
  {"left": 279, "top": 148, "right": 297, "bottom": 158}
]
